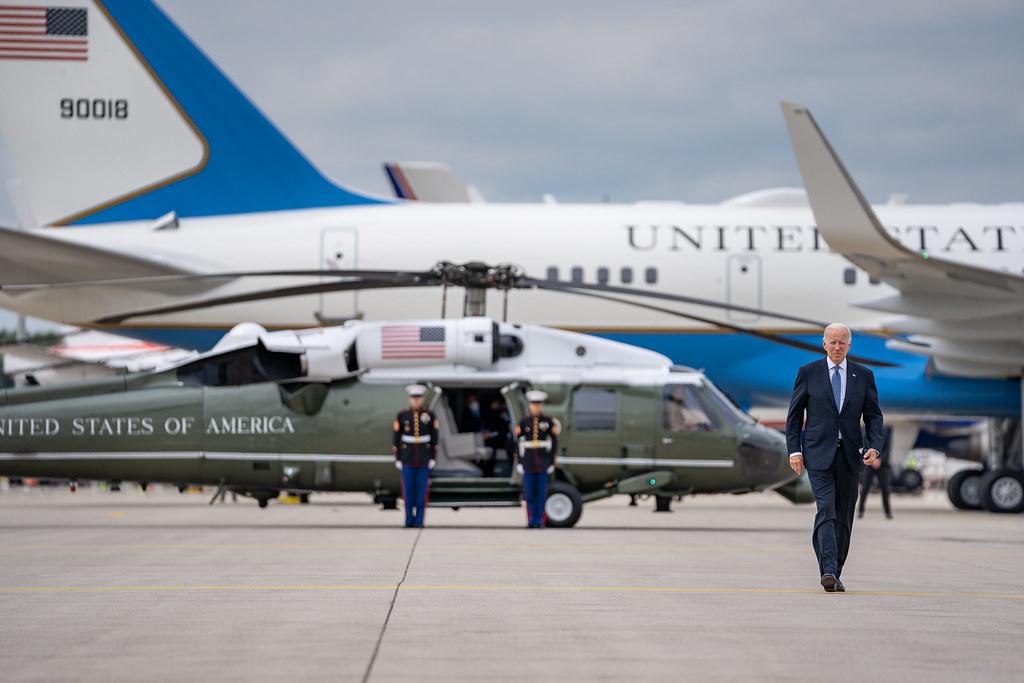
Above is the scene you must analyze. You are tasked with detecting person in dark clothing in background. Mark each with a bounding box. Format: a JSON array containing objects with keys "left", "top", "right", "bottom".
[{"left": 859, "top": 433, "right": 893, "bottom": 519}]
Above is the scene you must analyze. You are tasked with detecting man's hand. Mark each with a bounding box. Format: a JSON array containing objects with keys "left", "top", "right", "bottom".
[
  {"left": 428, "top": 460, "right": 436, "bottom": 470},
  {"left": 516, "top": 464, "right": 525, "bottom": 475},
  {"left": 789, "top": 454, "right": 804, "bottom": 476},
  {"left": 394, "top": 461, "right": 403, "bottom": 470},
  {"left": 863, "top": 448, "right": 880, "bottom": 466},
  {"left": 546, "top": 465, "right": 555, "bottom": 475}
]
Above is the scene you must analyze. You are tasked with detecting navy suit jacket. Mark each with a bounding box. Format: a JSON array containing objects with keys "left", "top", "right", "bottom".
[{"left": 785, "top": 358, "right": 884, "bottom": 470}]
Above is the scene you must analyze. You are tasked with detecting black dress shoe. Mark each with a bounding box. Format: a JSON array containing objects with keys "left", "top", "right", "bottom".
[
  {"left": 820, "top": 574, "right": 837, "bottom": 592},
  {"left": 835, "top": 578, "right": 846, "bottom": 592}
]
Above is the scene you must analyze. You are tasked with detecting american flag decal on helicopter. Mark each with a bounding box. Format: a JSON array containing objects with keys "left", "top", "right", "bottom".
[{"left": 380, "top": 325, "right": 447, "bottom": 360}]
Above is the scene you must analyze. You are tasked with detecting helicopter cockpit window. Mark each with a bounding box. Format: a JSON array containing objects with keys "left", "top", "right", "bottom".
[
  {"left": 702, "top": 380, "right": 756, "bottom": 426},
  {"left": 177, "top": 344, "right": 304, "bottom": 387},
  {"left": 572, "top": 388, "right": 618, "bottom": 431},
  {"left": 663, "top": 384, "right": 720, "bottom": 432}
]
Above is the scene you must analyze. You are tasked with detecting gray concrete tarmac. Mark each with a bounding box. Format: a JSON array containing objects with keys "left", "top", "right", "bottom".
[{"left": 0, "top": 487, "right": 1021, "bottom": 682}]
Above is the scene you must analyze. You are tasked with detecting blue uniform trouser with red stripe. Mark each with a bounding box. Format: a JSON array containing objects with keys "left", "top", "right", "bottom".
[
  {"left": 523, "top": 471, "right": 548, "bottom": 528},
  {"left": 401, "top": 465, "right": 430, "bottom": 527}
]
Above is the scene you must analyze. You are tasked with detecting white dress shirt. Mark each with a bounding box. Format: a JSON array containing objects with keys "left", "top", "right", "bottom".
[{"left": 828, "top": 358, "right": 847, "bottom": 409}]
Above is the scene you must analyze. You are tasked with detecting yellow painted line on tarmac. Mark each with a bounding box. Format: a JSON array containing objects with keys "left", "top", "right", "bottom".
[{"left": 0, "top": 584, "right": 1021, "bottom": 601}]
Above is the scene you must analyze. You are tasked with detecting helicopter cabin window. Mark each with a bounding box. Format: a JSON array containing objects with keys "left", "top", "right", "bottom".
[
  {"left": 645, "top": 267, "right": 657, "bottom": 284},
  {"left": 571, "top": 266, "right": 584, "bottom": 283},
  {"left": 843, "top": 267, "right": 857, "bottom": 285},
  {"left": 546, "top": 266, "right": 559, "bottom": 281},
  {"left": 663, "top": 384, "right": 720, "bottom": 432},
  {"left": 597, "top": 266, "right": 610, "bottom": 284},
  {"left": 572, "top": 388, "right": 618, "bottom": 431},
  {"left": 177, "top": 344, "right": 304, "bottom": 387},
  {"left": 621, "top": 267, "right": 634, "bottom": 284}
]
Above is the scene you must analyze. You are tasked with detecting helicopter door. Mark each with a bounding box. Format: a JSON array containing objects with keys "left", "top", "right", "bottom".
[
  {"left": 318, "top": 227, "right": 359, "bottom": 323},
  {"left": 562, "top": 387, "right": 626, "bottom": 478},
  {"left": 726, "top": 254, "right": 761, "bottom": 321}
]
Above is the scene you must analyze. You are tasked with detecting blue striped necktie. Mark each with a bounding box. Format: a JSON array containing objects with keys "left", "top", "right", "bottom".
[{"left": 831, "top": 365, "right": 842, "bottom": 410}]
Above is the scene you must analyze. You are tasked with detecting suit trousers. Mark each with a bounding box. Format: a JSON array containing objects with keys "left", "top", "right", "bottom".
[{"left": 807, "top": 447, "right": 861, "bottom": 577}]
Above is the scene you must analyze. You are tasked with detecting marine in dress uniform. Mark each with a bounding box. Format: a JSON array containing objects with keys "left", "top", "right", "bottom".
[
  {"left": 392, "top": 384, "right": 438, "bottom": 528},
  {"left": 516, "top": 390, "right": 559, "bottom": 528}
]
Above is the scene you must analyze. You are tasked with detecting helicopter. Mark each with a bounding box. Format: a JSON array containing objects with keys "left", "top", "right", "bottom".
[{"left": 0, "top": 262, "right": 826, "bottom": 526}]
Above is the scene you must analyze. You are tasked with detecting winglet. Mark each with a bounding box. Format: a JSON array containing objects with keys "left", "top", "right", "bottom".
[{"left": 779, "top": 102, "right": 908, "bottom": 267}]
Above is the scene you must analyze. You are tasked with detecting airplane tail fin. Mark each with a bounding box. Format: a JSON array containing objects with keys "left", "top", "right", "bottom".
[{"left": 0, "top": 0, "right": 382, "bottom": 226}]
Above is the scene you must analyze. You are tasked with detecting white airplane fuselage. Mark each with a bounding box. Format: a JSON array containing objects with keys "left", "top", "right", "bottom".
[
  {"left": 3, "top": 200, "right": 1021, "bottom": 416},
  {"left": 7, "top": 201, "right": 1020, "bottom": 330}
]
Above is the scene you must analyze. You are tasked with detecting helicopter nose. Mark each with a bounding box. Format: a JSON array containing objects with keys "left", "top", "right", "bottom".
[{"left": 738, "top": 427, "right": 793, "bottom": 489}]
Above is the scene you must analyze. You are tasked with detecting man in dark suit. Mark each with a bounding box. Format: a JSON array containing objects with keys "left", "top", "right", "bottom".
[{"left": 786, "top": 323, "right": 884, "bottom": 592}]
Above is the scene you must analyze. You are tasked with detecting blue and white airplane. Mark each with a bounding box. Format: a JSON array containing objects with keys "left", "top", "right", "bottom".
[{"left": 0, "top": 1, "right": 1021, "bottom": 508}]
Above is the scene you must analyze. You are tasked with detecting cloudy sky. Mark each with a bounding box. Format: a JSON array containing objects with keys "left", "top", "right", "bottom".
[{"left": 2, "top": 0, "right": 1023, "bottom": 330}]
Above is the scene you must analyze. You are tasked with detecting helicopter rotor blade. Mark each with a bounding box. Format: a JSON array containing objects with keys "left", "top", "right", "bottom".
[
  {"left": 524, "top": 278, "right": 918, "bottom": 346},
  {"left": 543, "top": 285, "right": 899, "bottom": 368},
  {"left": 1, "top": 268, "right": 429, "bottom": 293},
  {"left": 94, "top": 276, "right": 438, "bottom": 325}
]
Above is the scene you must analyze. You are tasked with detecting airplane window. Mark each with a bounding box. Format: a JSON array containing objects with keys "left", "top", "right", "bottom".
[
  {"left": 645, "top": 267, "right": 657, "bottom": 284},
  {"left": 663, "top": 384, "right": 720, "bottom": 432},
  {"left": 546, "top": 266, "right": 559, "bottom": 281},
  {"left": 843, "top": 268, "right": 856, "bottom": 285},
  {"left": 572, "top": 387, "right": 618, "bottom": 431},
  {"left": 571, "top": 266, "right": 584, "bottom": 283},
  {"left": 621, "top": 267, "right": 633, "bottom": 284},
  {"left": 597, "top": 267, "right": 610, "bottom": 284}
]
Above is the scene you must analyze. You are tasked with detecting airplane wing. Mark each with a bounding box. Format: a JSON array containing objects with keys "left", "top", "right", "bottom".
[
  {"left": 383, "top": 162, "right": 483, "bottom": 203},
  {"left": 780, "top": 101, "right": 1024, "bottom": 378},
  {"left": 0, "top": 225, "right": 206, "bottom": 294}
]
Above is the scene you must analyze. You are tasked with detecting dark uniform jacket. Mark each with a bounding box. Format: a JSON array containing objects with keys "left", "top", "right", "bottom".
[
  {"left": 517, "top": 413, "right": 558, "bottom": 474},
  {"left": 393, "top": 408, "right": 438, "bottom": 467}
]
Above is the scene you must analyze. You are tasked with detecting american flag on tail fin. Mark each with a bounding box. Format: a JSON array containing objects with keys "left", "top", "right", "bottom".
[{"left": 0, "top": 5, "right": 88, "bottom": 62}]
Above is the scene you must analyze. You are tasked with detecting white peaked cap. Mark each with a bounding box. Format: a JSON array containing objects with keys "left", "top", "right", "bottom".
[
  {"left": 405, "top": 384, "right": 428, "bottom": 396},
  {"left": 526, "top": 390, "right": 548, "bottom": 403}
]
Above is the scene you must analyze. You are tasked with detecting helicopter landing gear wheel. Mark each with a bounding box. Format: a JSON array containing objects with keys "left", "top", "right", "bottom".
[
  {"left": 379, "top": 495, "right": 399, "bottom": 510},
  {"left": 654, "top": 495, "right": 673, "bottom": 513},
  {"left": 979, "top": 469, "right": 1024, "bottom": 514},
  {"left": 257, "top": 497, "right": 269, "bottom": 509},
  {"left": 947, "top": 469, "right": 983, "bottom": 510},
  {"left": 544, "top": 482, "right": 582, "bottom": 528}
]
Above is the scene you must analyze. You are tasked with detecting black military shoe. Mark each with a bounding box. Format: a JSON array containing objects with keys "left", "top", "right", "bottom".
[{"left": 820, "top": 574, "right": 837, "bottom": 592}]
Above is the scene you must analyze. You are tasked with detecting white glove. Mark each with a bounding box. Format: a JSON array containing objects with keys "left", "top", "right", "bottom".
[
  {"left": 428, "top": 460, "right": 436, "bottom": 470},
  {"left": 394, "top": 461, "right": 403, "bottom": 470},
  {"left": 516, "top": 464, "right": 525, "bottom": 475},
  {"left": 546, "top": 465, "right": 555, "bottom": 474}
]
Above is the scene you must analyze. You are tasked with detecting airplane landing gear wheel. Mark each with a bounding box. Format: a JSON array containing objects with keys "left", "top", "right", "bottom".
[
  {"left": 946, "top": 469, "right": 983, "bottom": 510},
  {"left": 545, "top": 482, "right": 582, "bottom": 528},
  {"left": 979, "top": 469, "right": 1024, "bottom": 514}
]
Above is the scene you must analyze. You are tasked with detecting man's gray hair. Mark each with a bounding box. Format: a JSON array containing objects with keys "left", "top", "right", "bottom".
[{"left": 823, "top": 322, "right": 852, "bottom": 342}]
